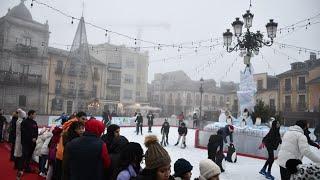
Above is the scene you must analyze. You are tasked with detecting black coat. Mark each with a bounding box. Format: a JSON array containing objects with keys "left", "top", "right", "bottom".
[
  {"left": 208, "top": 135, "right": 223, "bottom": 151},
  {"left": 147, "top": 114, "right": 154, "bottom": 126},
  {"left": 178, "top": 126, "right": 187, "bottom": 136},
  {"left": 217, "top": 125, "right": 233, "bottom": 143},
  {"left": 20, "top": 117, "right": 38, "bottom": 146},
  {"left": 304, "top": 129, "right": 319, "bottom": 148},
  {"left": 161, "top": 122, "right": 170, "bottom": 134},
  {"left": 262, "top": 128, "right": 282, "bottom": 150},
  {"left": 63, "top": 133, "right": 105, "bottom": 180},
  {"left": 136, "top": 115, "right": 143, "bottom": 125},
  {"left": 0, "top": 115, "right": 6, "bottom": 128},
  {"left": 9, "top": 117, "right": 18, "bottom": 143}
]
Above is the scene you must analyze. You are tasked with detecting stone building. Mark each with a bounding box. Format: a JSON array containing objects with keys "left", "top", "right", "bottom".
[
  {"left": 253, "top": 73, "right": 279, "bottom": 111},
  {"left": 149, "top": 71, "right": 238, "bottom": 119},
  {"left": 0, "top": 1, "right": 49, "bottom": 114},
  {"left": 277, "top": 53, "right": 320, "bottom": 112}
]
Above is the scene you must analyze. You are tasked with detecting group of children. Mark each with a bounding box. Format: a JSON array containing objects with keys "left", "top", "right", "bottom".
[{"left": 160, "top": 119, "right": 188, "bottom": 149}]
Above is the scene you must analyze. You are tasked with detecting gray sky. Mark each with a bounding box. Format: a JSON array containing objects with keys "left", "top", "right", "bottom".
[{"left": 1, "top": 0, "right": 320, "bottom": 83}]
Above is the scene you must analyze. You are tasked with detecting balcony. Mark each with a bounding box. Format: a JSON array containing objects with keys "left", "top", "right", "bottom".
[
  {"left": 61, "top": 88, "right": 94, "bottom": 98},
  {"left": 108, "top": 63, "right": 122, "bottom": 71},
  {"left": 0, "top": 70, "right": 42, "bottom": 87},
  {"left": 284, "top": 88, "right": 292, "bottom": 94},
  {"left": 297, "top": 103, "right": 307, "bottom": 112},
  {"left": 297, "top": 86, "right": 306, "bottom": 93},
  {"left": 106, "top": 95, "right": 120, "bottom": 101},
  {"left": 107, "top": 79, "right": 121, "bottom": 87},
  {"left": 14, "top": 43, "right": 38, "bottom": 58}
]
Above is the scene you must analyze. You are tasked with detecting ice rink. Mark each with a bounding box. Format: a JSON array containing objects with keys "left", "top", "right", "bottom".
[{"left": 121, "top": 126, "right": 285, "bottom": 180}]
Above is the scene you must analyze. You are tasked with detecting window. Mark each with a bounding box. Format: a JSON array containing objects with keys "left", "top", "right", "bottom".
[
  {"left": 204, "top": 95, "right": 209, "bottom": 106},
  {"left": 22, "top": 64, "right": 30, "bottom": 74},
  {"left": 123, "top": 89, "right": 133, "bottom": 99},
  {"left": 24, "top": 37, "right": 31, "bottom": 46},
  {"left": 219, "top": 96, "right": 224, "bottom": 106},
  {"left": 269, "top": 99, "right": 275, "bottom": 110},
  {"left": 111, "top": 72, "right": 121, "bottom": 80},
  {"left": 298, "top": 76, "right": 306, "bottom": 90},
  {"left": 124, "top": 74, "right": 134, "bottom": 84},
  {"left": 168, "top": 93, "right": 173, "bottom": 105},
  {"left": 66, "top": 101, "right": 73, "bottom": 114},
  {"left": 19, "top": 95, "right": 26, "bottom": 107},
  {"left": 212, "top": 96, "right": 217, "bottom": 106},
  {"left": 285, "top": 95, "right": 291, "bottom": 108},
  {"left": 68, "top": 80, "right": 75, "bottom": 89},
  {"left": 298, "top": 95, "right": 306, "bottom": 109},
  {"left": 56, "top": 61, "right": 63, "bottom": 73},
  {"left": 176, "top": 93, "right": 182, "bottom": 105},
  {"left": 52, "top": 98, "right": 63, "bottom": 111},
  {"left": 285, "top": 78, "right": 291, "bottom": 92},
  {"left": 125, "top": 59, "right": 135, "bottom": 68},
  {"left": 55, "top": 80, "right": 61, "bottom": 94},
  {"left": 257, "top": 80, "right": 263, "bottom": 90},
  {"left": 136, "top": 91, "right": 140, "bottom": 97},
  {"left": 186, "top": 93, "right": 192, "bottom": 105}
]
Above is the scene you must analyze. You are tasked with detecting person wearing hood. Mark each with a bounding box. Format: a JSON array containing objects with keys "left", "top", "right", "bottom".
[
  {"left": 136, "top": 135, "right": 174, "bottom": 180},
  {"left": 55, "top": 111, "right": 87, "bottom": 180},
  {"left": 194, "top": 159, "right": 221, "bottom": 180},
  {"left": 277, "top": 120, "right": 320, "bottom": 180},
  {"left": 34, "top": 127, "right": 53, "bottom": 177},
  {"left": 285, "top": 159, "right": 320, "bottom": 180},
  {"left": 14, "top": 108, "right": 26, "bottom": 179},
  {"left": 116, "top": 142, "right": 144, "bottom": 180},
  {"left": 62, "top": 119, "right": 111, "bottom": 180},
  {"left": 101, "top": 124, "right": 129, "bottom": 180},
  {"left": 173, "top": 158, "right": 193, "bottom": 180},
  {"left": 259, "top": 120, "right": 282, "bottom": 180}
]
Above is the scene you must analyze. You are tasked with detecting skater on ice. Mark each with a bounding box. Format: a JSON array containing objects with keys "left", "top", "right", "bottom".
[
  {"left": 135, "top": 113, "right": 143, "bottom": 135},
  {"left": 259, "top": 120, "right": 282, "bottom": 179},
  {"left": 147, "top": 111, "right": 154, "bottom": 133},
  {"left": 208, "top": 130, "right": 224, "bottom": 172},
  {"left": 175, "top": 122, "right": 188, "bottom": 148},
  {"left": 161, "top": 118, "right": 170, "bottom": 146}
]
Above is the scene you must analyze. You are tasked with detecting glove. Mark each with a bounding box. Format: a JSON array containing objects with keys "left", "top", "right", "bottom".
[{"left": 258, "top": 143, "right": 265, "bottom": 149}]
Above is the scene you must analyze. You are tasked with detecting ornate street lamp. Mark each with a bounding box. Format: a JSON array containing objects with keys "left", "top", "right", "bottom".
[
  {"left": 223, "top": 10, "right": 278, "bottom": 66},
  {"left": 199, "top": 77, "right": 204, "bottom": 128}
]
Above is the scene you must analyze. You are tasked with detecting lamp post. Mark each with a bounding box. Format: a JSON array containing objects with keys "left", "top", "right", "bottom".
[
  {"left": 223, "top": 10, "right": 278, "bottom": 67},
  {"left": 199, "top": 77, "right": 204, "bottom": 128}
]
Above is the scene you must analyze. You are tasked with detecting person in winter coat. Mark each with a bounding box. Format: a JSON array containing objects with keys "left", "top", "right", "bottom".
[
  {"left": 47, "top": 126, "right": 63, "bottom": 180},
  {"left": 277, "top": 120, "right": 320, "bottom": 180},
  {"left": 175, "top": 122, "right": 188, "bottom": 148},
  {"left": 135, "top": 113, "right": 143, "bottom": 135},
  {"left": 34, "top": 128, "right": 53, "bottom": 177},
  {"left": 116, "top": 142, "right": 144, "bottom": 180},
  {"left": 9, "top": 111, "right": 18, "bottom": 161},
  {"left": 304, "top": 122, "right": 320, "bottom": 149},
  {"left": 285, "top": 159, "right": 320, "bottom": 180},
  {"left": 102, "top": 110, "right": 112, "bottom": 129},
  {"left": 0, "top": 109, "right": 7, "bottom": 142},
  {"left": 136, "top": 135, "right": 174, "bottom": 180},
  {"left": 173, "top": 158, "right": 193, "bottom": 180},
  {"left": 194, "top": 159, "right": 221, "bottom": 180},
  {"left": 55, "top": 112, "right": 68, "bottom": 125},
  {"left": 147, "top": 112, "right": 154, "bottom": 133},
  {"left": 207, "top": 130, "right": 224, "bottom": 172},
  {"left": 259, "top": 120, "right": 282, "bottom": 180},
  {"left": 217, "top": 125, "right": 234, "bottom": 144},
  {"left": 101, "top": 124, "right": 129, "bottom": 180},
  {"left": 21, "top": 109, "right": 38, "bottom": 172},
  {"left": 55, "top": 111, "right": 87, "bottom": 180},
  {"left": 177, "top": 112, "right": 184, "bottom": 126},
  {"left": 62, "top": 119, "right": 111, "bottom": 180},
  {"left": 15, "top": 108, "right": 26, "bottom": 179},
  {"left": 161, "top": 119, "right": 170, "bottom": 146},
  {"left": 192, "top": 113, "right": 198, "bottom": 129},
  {"left": 63, "top": 121, "right": 85, "bottom": 146}
]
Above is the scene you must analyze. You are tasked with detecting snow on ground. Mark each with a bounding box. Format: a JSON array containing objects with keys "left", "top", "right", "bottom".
[{"left": 121, "top": 126, "right": 283, "bottom": 180}]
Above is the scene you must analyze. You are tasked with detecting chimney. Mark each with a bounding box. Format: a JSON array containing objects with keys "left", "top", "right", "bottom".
[{"left": 310, "top": 52, "right": 316, "bottom": 60}]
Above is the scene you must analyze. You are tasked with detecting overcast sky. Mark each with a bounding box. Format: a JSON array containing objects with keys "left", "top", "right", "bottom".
[{"left": 1, "top": 0, "right": 320, "bottom": 84}]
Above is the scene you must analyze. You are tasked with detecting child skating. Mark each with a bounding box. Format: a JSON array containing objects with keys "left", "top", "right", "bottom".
[
  {"left": 175, "top": 122, "right": 188, "bottom": 148},
  {"left": 161, "top": 119, "right": 170, "bottom": 146}
]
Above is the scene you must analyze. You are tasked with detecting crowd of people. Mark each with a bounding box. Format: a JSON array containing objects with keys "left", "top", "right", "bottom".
[{"left": 1, "top": 108, "right": 320, "bottom": 180}]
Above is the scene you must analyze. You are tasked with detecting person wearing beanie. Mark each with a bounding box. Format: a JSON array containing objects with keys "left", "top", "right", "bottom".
[
  {"left": 175, "top": 122, "right": 188, "bottom": 148},
  {"left": 278, "top": 120, "right": 320, "bottom": 180},
  {"left": 195, "top": 159, "right": 221, "bottom": 180},
  {"left": 259, "top": 120, "right": 282, "bottom": 180},
  {"left": 116, "top": 142, "right": 144, "bottom": 180},
  {"left": 286, "top": 159, "right": 320, "bottom": 180},
  {"left": 136, "top": 135, "right": 174, "bottom": 180},
  {"left": 173, "top": 158, "right": 193, "bottom": 180},
  {"left": 62, "top": 119, "right": 111, "bottom": 180}
]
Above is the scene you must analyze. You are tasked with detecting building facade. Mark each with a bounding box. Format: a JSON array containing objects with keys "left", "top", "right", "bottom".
[
  {"left": 0, "top": 1, "right": 49, "bottom": 114},
  {"left": 253, "top": 73, "right": 279, "bottom": 111},
  {"left": 277, "top": 53, "right": 320, "bottom": 112},
  {"left": 149, "top": 71, "right": 238, "bottom": 119}
]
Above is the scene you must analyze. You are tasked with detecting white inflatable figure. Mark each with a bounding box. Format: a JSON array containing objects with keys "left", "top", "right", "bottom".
[
  {"left": 218, "top": 109, "right": 227, "bottom": 123},
  {"left": 255, "top": 117, "right": 262, "bottom": 126},
  {"left": 226, "top": 115, "right": 233, "bottom": 125}
]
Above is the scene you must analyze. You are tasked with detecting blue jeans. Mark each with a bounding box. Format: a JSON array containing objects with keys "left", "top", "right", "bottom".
[{"left": 39, "top": 155, "right": 48, "bottom": 174}]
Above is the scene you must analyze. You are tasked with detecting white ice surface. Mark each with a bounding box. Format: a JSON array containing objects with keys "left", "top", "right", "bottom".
[{"left": 120, "top": 127, "right": 290, "bottom": 180}]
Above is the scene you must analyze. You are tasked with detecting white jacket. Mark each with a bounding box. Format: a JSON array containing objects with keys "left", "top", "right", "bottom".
[
  {"left": 278, "top": 125, "right": 320, "bottom": 167},
  {"left": 34, "top": 131, "right": 53, "bottom": 156}
]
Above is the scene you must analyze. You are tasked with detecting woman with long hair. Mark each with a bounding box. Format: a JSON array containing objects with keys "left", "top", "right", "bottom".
[{"left": 259, "top": 120, "right": 282, "bottom": 179}]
